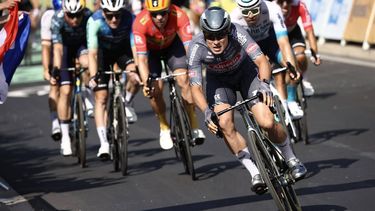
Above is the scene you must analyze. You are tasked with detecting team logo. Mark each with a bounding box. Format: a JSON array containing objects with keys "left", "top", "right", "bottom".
[{"left": 152, "top": 0, "right": 158, "bottom": 7}]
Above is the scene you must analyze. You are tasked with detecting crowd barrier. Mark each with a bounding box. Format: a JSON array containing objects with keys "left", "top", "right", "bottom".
[{"left": 305, "top": 0, "right": 374, "bottom": 50}]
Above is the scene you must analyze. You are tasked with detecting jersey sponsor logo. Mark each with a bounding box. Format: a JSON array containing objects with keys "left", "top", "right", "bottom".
[
  {"left": 188, "top": 69, "right": 197, "bottom": 78},
  {"left": 277, "top": 13, "right": 286, "bottom": 29},
  {"left": 236, "top": 31, "right": 248, "bottom": 45},
  {"left": 140, "top": 16, "right": 148, "bottom": 25},
  {"left": 188, "top": 44, "right": 199, "bottom": 66},
  {"left": 245, "top": 43, "right": 258, "bottom": 54},
  {"left": 208, "top": 53, "right": 241, "bottom": 70},
  {"left": 134, "top": 34, "right": 144, "bottom": 44},
  {"left": 214, "top": 94, "right": 221, "bottom": 101}
]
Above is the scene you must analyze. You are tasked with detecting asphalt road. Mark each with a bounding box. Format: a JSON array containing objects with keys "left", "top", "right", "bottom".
[{"left": 0, "top": 60, "right": 375, "bottom": 211}]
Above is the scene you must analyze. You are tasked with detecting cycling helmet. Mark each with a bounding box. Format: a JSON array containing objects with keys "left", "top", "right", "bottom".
[
  {"left": 200, "top": 7, "right": 231, "bottom": 34},
  {"left": 63, "top": 0, "right": 85, "bottom": 13},
  {"left": 236, "top": 0, "right": 260, "bottom": 9},
  {"left": 100, "top": 0, "right": 125, "bottom": 12},
  {"left": 145, "top": 0, "right": 170, "bottom": 12},
  {"left": 52, "top": 0, "right": 62, "bottom": 10}
]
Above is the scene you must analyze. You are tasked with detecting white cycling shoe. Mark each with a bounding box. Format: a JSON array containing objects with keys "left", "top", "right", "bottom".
[
  {"left": 159, "top": 129, "right": 173, "bottom": 150},
  {"left": 287, "top": 101, "right": 304, "bottom": 120},
  {"left": 97, "top": 142, "right": 110, "bottom": 159},
  {"left": 125, "top": 106, "right": 138, "bottom": 124},
  {"left": 60, "top": 141, "right": 72, "bottom": 156},
  {"left": 302, "top": 80, "right": 315, "bottom": 97}
]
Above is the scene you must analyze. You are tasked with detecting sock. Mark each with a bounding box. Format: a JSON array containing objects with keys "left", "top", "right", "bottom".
[
  {"left": 125, "top": 91, "right": 133, "bottom": 105},
  {"left": 185, "top": 103, "right": 199, "bottom": 129},
  {"left": 97, "top": 127, "right": 108, "bottom": 146},
  {"left": 51, "top": 112, "right": 59, "bottom": 129},
  {"left": 287, "top": 85, "right": 297, "bottom": 102},
  {"left": 60, "top": 122, "right": 70, "bottom": 144},
  {"left": 158, "top": 114, "right": 170, "bottom": 131},
  {"left": 236, "top": 148, "right": 259, "bottom": 177},
  {"left": 276, "top": 137, "right": 296, "bottom": 162}
]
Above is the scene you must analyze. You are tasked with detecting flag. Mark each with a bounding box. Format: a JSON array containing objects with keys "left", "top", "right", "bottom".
[{"left": 0, "top": 10, "right": 31, "bottom": 104}]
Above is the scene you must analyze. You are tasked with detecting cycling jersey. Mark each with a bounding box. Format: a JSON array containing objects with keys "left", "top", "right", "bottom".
[
  {"left": 283, "top": 0, "right": 313, "bottom": 32},
  {"left": 230, "top": 0, "right": 287, "bottom": 42},
  {"left": 132, "top": 4, "right": 192, "bottom": 54},
  {"left": 86, "top": 9, "right": 135, "bottom": 51},
  {"left": 188, "top": 23, "right": 263, "bottom": 86},
  {"left": 41, "top": 10, "right": 54, "bottom": 41},
  {"left": 51, "top": 8, "right": 92, "bottom": 46}
]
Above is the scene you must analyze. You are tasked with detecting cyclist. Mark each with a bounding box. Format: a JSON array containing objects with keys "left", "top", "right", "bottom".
[
  {"left": 50, "top": 0, "right": 92, "bottom": 156},
  {"left": 275, "top": 0, "right": 321, "bottom": 96},
  {"left": 132, "top": 0, "right": 206, "bottom": 150},
  {"left": 188, "top": 7, "right": 307, "bottom": 193},
  {"left": 230, "top": 0, "right": 304, "bottom": 120},
  {"left": 40, "top": 0, "right": 62, "bottom": 141},
  {"left": 87, "top": 0, "right": 140, "bottom": 159}
]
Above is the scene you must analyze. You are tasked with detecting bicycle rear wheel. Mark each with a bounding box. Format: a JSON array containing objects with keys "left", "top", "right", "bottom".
[
  {"left": 171, "top": 97, "right": 195, "bottom": 180},
  {"left": 247, "top": 131, "right": 297, "bottom": 211},
  {"left": 295, "top": 83, "right": 309, "bottom": 144},
  {"left": 74, "top": 94, "right": 86, "bottom": 168},
  {"left": 116, "top": 97, "right": 128, "bottom": 176}
]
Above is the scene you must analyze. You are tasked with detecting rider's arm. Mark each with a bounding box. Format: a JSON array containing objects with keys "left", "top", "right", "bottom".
[
  {"left": 51, "top": 12, "right": 63, "bottom": 69},
  {"left": 132, "top": 18, "right": 149, "bottom": 83},
  {"left": 86, "top": 16, "right": 100, "bottom": 77},
  {"left": 176, "top": 7, "right": 193, "bottom": 53},
  {"left": 254, "top": 54, "right": 271, "bottom": 82},
  {"left": 41, "top": 10, "right": 54, "bottom": 80},
  {"left": 137, "top": 54, "right": 149, "bottom": 84}
]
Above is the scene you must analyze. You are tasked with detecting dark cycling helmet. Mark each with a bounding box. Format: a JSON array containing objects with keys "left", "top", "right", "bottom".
[
  {"left": 200, "top": 7, "right": 231, "bottom": 35},
  {"left": 52, "top": 0, "right": 62, "bottom": 10}
]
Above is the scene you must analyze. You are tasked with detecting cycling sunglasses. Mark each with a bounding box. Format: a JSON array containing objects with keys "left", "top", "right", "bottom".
[
  {"left": 150, "top": 10, "right": 169, "bottom": 18},
  {"left": 203, "top": 31, "right": 228, "bottom": 41},
  {"left": 241, "top": 6, "right": 260, "bottom": 17},
  {"left": 66, "top": 11, "right": 83, "bottom": 19},
  {"left": 104, "top": 12, "right": 121, "bottom": 20}
]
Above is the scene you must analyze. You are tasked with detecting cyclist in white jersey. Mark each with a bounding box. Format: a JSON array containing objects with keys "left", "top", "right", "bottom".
[
  {"left": 40, "top": 0, "right": 63, "bottom": 141},
  {"left": 230, "top": 0, "right": 304, "bottom": 120}
]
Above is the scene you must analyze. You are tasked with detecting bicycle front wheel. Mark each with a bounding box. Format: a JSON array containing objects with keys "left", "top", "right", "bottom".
[
  {"left": 116, "top": 97, "right": 128, "bottom": 176},
  {"left": 171, "top": 98, "right": 195, "bottom": 180},
  {"left": 247, "top": 131, "right": 296, "bottom": 211},
  {"left": 295, "top": 83, "right": 309, "bottom": 144},
  {"left": 74, "top": 94, "right": 86, "bottom": 168}
]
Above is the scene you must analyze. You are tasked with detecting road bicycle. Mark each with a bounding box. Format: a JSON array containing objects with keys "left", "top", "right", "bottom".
[
  {"left": 98, "top": 68, "right": 129, "bottom": 176},
  {"left": 61, "top": 67, "right": 88, "bottom": 168},
  {"left": 214, "top": 92, "right": 302, "bottom": 211},
  {"left": 147, "top": 60, "right": 196, "bottom": 180}
]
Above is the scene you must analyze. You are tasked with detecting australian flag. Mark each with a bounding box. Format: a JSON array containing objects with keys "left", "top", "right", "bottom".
[{"left": 0, "top": 4, "right": 31, "bottom": 104}]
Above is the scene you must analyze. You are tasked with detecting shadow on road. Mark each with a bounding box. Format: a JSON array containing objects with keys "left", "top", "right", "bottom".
[
  {"left": 304, "top": 158, "right": 357, "bottom": 179},
  {"left": 309, "top": 128, "right": 368, "bottom": 144},
  {"left": 311, "top": 92, "right": 337, "bottom": 99}
]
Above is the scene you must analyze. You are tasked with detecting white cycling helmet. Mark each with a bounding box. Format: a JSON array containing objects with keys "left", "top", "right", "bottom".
[
  {"left": 63, "top": 0, "right": 85, "bottom": 13},
  {"left": 236, "top": 0, "right": 261, "bottom": 8},
  {"left": 101, "top": 0, "right": 125, "bottom": 12}
]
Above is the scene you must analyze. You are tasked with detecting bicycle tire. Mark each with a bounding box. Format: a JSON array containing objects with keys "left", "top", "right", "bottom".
[
  {"left": 264, "top": 138, "right": 302, "bottom": 211},
  {"left": 295, "top": 83, "right": 309, "bottom": 144},
  {"left": 116, "top": 97, "right": 128, "bottom": 176},
  {"left": 74, "top": 94, "right": 86, "bottom": 168},
  {"left": 107, "top": 98, "right": 119, "bottom": 172},
  {"left": 172, "top": 96, "right": 196, "bottom": 180},
  {"left": 247, "top": 130, "right": 294, "bottom": 211},
  {"left": 274, "top": 95, "right": 291, "bottom": 139}
]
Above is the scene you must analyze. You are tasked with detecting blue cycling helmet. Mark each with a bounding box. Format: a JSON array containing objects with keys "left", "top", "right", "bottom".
[{"left": 52, "top": 0, "right": 62, "bottom": 10}]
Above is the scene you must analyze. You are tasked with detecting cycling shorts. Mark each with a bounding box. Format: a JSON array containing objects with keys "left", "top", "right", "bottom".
[
  {"left": 147, "top": 37, "right": 187, "bottom": 77},
  {"left": 94, "top": 47, "right": 134, "bottom": 91},
  {"left": 206, "top": 57, "right": 261, "bottom": 108},
  {"left": 59, "top": 45, "right": 87, "bottom": 86},
  {"left": 288, "top": 24, "right": 306, "bottom": 49},
  {"left": 257, "top": 27, "right": 283, "bottom": 68}
]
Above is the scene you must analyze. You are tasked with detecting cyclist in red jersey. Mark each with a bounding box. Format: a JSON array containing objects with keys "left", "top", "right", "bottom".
[
  {"left": 133, "top": 0, "right": 205, "bottom": 150},
  {"left": 276, "top": 0, "right": 321, "bottom": 96}
]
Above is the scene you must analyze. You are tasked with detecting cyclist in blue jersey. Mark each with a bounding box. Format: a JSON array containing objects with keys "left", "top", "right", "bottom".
[
  {"left": 87, "top": 0, "right": 140, "bottom": 159},
  {"left": 188, "top": 7, "right": 307, "bottom": 192},
  {"left": 231, "top": 0, "right": 304, "bottom": 120},
  {"left": 50, "top": 0, "right": 92, "bottom": 156},
  {"left": 41, "top": 0, "right": 62, "bottom": 141}
]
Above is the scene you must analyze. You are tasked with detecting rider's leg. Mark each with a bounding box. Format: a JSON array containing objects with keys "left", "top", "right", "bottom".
[
  {"left": 58, "top": 83, "right": 73, "bottom": 156},
  {"left": 79, "top": 54, "right": 95, "bottom": 117},
  {"left": 124, "top": 63, "right": 141, "bottom": 123},
  {"left": 94, "top": 89, "right": 110, "bottom": 158},
  {"left": 175, "top": 68, "right": 206, "bottom": 143},
  {"left": 49, "top": 82, "right": 61, "bottom": 140}
]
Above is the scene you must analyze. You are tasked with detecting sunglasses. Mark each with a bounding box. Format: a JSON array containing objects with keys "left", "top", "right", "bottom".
[
  {"left": 104, "top": 12, "right": 121, "bottom": 20},
  {"left": 204, "top": 31, "right": 228, "bottom": 41},
  {"left": 66, "top": 11, "right": 83, "bottom": 19},
  {"left": 241, "top": 6, "right": 260, "bottom": 17},
  {"left": 150, "top": 10, "right": 169, "bottom": 18}
]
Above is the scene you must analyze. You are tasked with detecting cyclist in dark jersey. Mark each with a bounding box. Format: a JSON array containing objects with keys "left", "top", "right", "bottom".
[
  {"left": 50, "top": 0, "right": 92, "bottom": 156},
  {"left": 87, "top": 0, "right": 140, "bottom": 159},
  {"left": 188, "top": 7, "right": 307, "bottom": 192}
]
